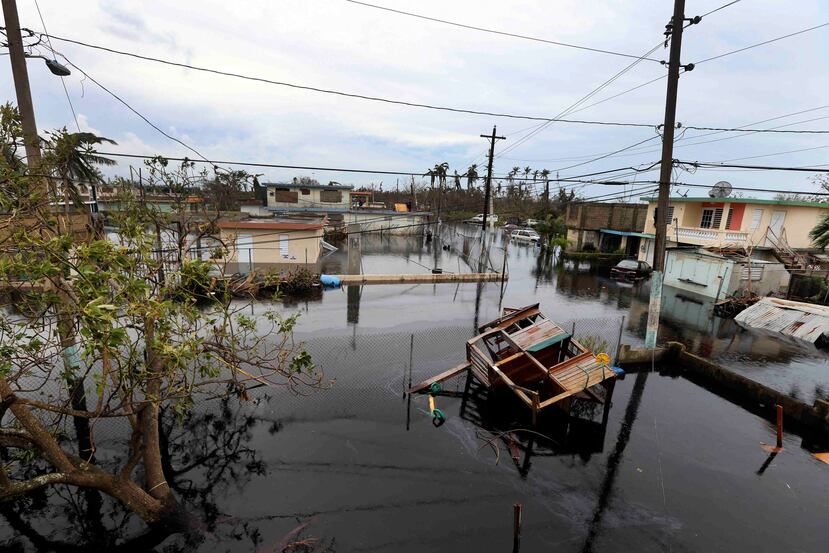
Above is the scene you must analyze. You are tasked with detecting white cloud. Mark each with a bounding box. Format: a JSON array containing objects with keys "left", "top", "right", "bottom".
[{"left": 2, "top": 0, "right": 828, "bottom": 195}]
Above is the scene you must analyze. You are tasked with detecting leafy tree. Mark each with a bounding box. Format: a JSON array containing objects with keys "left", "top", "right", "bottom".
[
  {"left": 292, "top": 176, "right": 320, "bottom": 187},
  {"left": 0, "top": 128, "right": 320, "bottom": 528},
  {"left": 810, "top": 211, "right": 829, "bottom": 249},
  {"left": 534, "top": 214, "right": 566, "bottom": 246},
  {"left": 203, "top": 169, "right": 251, "bottom": 212}
]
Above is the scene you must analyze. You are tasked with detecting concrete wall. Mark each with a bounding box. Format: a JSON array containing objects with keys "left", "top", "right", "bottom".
[
  {"left": 565, "top": 202, "right": 647, "bottom": 251},
  {"left": 617, "top": 343, "right": 829, "bottom": 435},
  {"left": 346, "top": 212, "right": 429, "bottom": 235},
  {"left": 266, "top": 186, "right": 351, "bottom": 210},
  {"left": 566, "top": 202, "right": 648, "bottom": 232}
]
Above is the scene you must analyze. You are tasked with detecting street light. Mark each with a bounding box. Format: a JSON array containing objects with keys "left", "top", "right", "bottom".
[{"left": 24, "top": 54, "right": 71, "bottom": 76}]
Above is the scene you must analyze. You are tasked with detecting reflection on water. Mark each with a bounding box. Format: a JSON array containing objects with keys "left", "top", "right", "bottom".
[{"left": 5, "top": 224, "right": 829, "bottom": 552}]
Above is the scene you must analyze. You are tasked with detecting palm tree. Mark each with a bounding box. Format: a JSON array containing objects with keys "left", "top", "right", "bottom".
[
  {"left": 424, "top": 168, "right": 436, "bottom": 188},
  {"left": 810, "top": 212, "right": 829, "bottom": 249},
  {"left": 507, "top": 167, "right": 518, "bottom": 195},
  {"left": 453, "top": 170, "right": 462, "bottom": 190},
  {"left": 45, "top": 129, "right": 117, "bottom": 209},
  {"left": 466, "top": 164, "right": 479, "bottom": 190},
  {"left": 434, "top": 162, "right": 449, "bottom": 192}
]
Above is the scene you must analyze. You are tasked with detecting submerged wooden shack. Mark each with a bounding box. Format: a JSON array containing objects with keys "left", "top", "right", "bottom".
[{"left": 411, "top": 304, "right": 619, "bottom": 423}]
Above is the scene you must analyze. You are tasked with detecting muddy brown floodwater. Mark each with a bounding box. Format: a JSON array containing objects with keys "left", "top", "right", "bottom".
[{"left": 2, "top": 224, "right": 828, "bottom": 551}]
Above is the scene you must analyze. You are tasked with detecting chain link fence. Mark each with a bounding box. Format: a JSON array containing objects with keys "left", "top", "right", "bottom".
[{"left": 9, "top": 315, "right": 625, "bottom": 444}]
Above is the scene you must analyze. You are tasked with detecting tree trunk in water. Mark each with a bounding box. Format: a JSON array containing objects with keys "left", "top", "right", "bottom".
[{"left": 142, "top": 319, "right": 176, "bottom": 509}]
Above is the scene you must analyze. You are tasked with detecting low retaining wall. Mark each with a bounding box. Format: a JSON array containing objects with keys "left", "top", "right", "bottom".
[{"left": 618, "top": 342, "right": 829, "bottom": 435}]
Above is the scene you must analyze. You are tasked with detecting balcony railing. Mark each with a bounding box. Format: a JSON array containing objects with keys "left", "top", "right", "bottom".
[{"left": 673, "top": 226, "right": 748, "bottom": 245}]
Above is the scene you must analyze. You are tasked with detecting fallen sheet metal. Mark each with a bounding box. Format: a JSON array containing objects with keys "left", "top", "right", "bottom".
[{"left": 733, "top": 297, "right": 829, "bottom": 344}]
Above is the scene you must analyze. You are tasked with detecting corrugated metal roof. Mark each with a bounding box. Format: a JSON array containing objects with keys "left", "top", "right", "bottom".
[{"left": 734, "top": 298, "right": 829, "bottom": 343}]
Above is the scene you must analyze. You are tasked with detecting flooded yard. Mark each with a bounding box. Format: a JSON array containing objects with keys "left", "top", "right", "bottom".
[{"left": 3, "top": 224, "right": 829, "bottom": 551}]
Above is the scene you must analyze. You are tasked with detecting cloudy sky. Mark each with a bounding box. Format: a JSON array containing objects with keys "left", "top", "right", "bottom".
[{"left": 2, "top": 0, "right": 828, "bottom": 200}]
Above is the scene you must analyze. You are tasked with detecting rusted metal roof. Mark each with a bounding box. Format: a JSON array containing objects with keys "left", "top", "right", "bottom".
[{"left": 734, "top": 297, "right": 829, "bottom": 344}]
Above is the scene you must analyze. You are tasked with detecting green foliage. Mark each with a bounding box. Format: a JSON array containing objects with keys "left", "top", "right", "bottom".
[
  {"left": 810, "top": 211, "right": 829, "bottom": 249},
  {"left": 577, "top": 335, "right": 610, "bottom": 355},
  {"left": 280, "top": 268, "right": 317, "bottom": 295}
]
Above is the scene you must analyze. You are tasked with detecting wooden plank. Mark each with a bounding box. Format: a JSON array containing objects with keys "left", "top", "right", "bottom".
[
  {"left": 409, "top": 362, "right": 471, "bottom": 393},
  {"left": 490, "top": 366, "right": 534, "bottom": 407},
  {"left": 334, "top": 272, "right": 505, "bottom": 285}
]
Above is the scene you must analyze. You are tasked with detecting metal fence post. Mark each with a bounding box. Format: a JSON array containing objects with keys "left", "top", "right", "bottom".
[
  {"left": 614, "top": 315, "right": 626, "bottom": 364},
  {"left": 571, "top": 321, "right": 576, "bottom": 337}
]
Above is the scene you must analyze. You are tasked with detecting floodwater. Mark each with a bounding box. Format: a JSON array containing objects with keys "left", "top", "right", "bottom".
[{"left": 3, "top": 224, "right": 829, "bottom": 552}]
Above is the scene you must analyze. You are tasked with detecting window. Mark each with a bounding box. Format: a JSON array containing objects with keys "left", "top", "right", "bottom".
[
  {"left": 320, "top": 190, "right": 342, "bottom": 203},
  {"left": 700, "top": 207, "right": 724, "bottom": 229},
  {"left": 273, "top": 189, "right": 299, "bottom": 203},
  {"left": 279, "top": 234, "right": 289, "bottom": 258},
  {"left": 751, "top": 208, "right": 763, "bottom": 230},
  {"left": 300, "top": 188, "right": 311, "bottom": 195},
  {"left": 725, "top": 208, "right": 734, "bottom": 229}
]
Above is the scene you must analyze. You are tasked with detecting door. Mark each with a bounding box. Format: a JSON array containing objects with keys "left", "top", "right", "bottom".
[
  {"left": 769, "top": 211, "right": 786, "bottom": 238},
  {"left": 236, "top": 233, "right": 253, "bottom": 271}
]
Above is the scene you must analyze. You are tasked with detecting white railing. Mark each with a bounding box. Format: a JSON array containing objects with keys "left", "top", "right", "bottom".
[{"left": 673, "top": 226, "right": 748, "bottom": 245}]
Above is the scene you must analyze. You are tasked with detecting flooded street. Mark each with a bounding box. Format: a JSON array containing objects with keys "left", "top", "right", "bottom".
[
  {"left": 3, "top": 224, "right": 829, "bottom": 552},
  {"left": 287, "top": 224, "right": 829, "bottom": 404}
]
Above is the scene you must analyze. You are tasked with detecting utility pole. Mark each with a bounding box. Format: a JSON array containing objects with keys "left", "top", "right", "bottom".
[
  {"left": 3, "top": 0, "right": 42, "bottom": 171},
  {"left": 4, "top": 0, "right": 95, "bottom": 459},
  {"left": 645, "top": 0, "right": 692, "bottom": 348},
  {"left": 481, "top": 126, "right": 506, "bottom": 229}
]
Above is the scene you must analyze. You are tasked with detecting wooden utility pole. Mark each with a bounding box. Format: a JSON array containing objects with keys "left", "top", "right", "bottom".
[
  {"left": 4, "top": 0, "right": 96, "bottom": 460},
  {"left": 481, "top": 126, "right": 505, "bottom": 228},
  {"left": 645, "top": 0, "right": 689, "bottom": 348},
  {"left": 3, "top": 0, "right": 43, "bottom": 171}
]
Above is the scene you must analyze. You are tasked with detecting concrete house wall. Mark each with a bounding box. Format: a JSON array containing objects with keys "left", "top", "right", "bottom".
[
  {"left": 565, "top": 202, "right": 648, "bottom": 250},
  {"left": 217, "top": 219, "right": 324, "bottom": 273},
  {"left": 265, "top": 183, "right": 353, "bottom": 210},
  {"left": 639, "top": 197, "right": 829, "bottom": 264}
]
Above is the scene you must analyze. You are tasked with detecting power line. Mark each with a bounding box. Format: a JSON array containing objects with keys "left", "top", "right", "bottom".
[
  {"left": 680, "top": 161, "right": 829, "bottom": 173},
  {"left": 46, "top": 49, "right": 210, "bottom": 163},
  {"left": 683, "top": 124, "right": 829, "bottom": 134},
  {"left": 34, "top": 31, "right": 658, "bottom": 130},
  {"left": 515, "top": 109, "right": 829, "bottom": 166},
  {"left": 31, "top": 0, "right": 80, "bottom": 133},
  {"left": 342, "top": 0, "right": 663, "bottom": 62},
  {"left": 552, "top": 134, "right": 661, "bottom": 172},
  {"left": 699, "top": 0, "right": 742, "bottom": 19},
  {"left": 495, "top": 42, "right": 665, "bottom": 159},
  {"left": 695, "top": 22, "right": 829, "bottom": 64}
]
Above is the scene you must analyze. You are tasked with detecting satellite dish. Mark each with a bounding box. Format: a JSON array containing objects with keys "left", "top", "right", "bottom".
[{"left": 709, "top": 181, "right": 733, "bottom": 198}]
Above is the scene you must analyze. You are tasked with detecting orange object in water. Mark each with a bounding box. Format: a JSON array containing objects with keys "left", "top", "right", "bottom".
[{"left": 814, "top": 452, "right": 829, "bottom": 464}]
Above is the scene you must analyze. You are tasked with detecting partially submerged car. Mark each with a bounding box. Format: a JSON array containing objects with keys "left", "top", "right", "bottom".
[
  {"left": 610, "top": 259, "right": 652, "bottom": 280},
  {"left": 465, "top": 213, "right": 499, "bottom": 225},
  {"left": 510, "top": 229, "right": 540, "bottom": 244}
]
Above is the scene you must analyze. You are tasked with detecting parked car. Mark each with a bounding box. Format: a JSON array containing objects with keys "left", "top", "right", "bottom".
[
  {"left": 524, "top": 218, "right": 540, "bottom": 227},
  {"left": 465, "top": 213, "right": 499, "bottom": 225},
  {"left": 510, "top": 229, "right": 541, "bottom": 244},
  {"left": 610, "top": 259, "right": 652, "bottom": 280}
]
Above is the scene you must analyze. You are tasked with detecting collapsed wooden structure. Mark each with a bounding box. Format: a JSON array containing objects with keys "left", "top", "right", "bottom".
[{"left": 411, "top": 304, "right": 618, "bottom": 423}]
